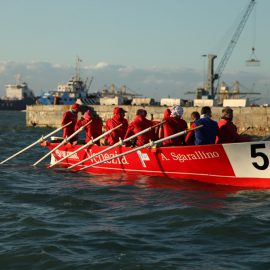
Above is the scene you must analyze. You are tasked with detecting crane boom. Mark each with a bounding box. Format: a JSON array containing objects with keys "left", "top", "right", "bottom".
[{"left": 213, "top": 0, "right": 256, "bottom": 96}]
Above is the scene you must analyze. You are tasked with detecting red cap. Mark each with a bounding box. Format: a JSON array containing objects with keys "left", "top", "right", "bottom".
[
  {"left": 71, "top": 103, "right": 80, "bottom": 111},
  {"left": 113, "top": 107, "right": 127, "bottom": 115}
]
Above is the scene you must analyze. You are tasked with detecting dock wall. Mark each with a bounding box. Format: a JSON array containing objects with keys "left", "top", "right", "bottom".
[{"left": 26, "top": 105, "right": 270, "bottom": 136}]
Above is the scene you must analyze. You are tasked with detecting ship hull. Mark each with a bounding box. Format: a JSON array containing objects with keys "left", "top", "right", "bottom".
[
  {"left": 0, "top": 98, "right": 36, "bottom": 110},
  {"left": 46, "top": 141, "right": 270, "bottom": 188}
]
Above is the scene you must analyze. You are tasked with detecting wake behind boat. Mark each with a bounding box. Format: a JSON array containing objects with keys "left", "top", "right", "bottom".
[{"left": 45, "top": 138, "right": 270, "bottom": 188}]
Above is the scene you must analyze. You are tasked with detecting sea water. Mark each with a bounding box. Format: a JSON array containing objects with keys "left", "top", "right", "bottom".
[{"left": 0, "top": 111, "right": 270, "bottom": 270}]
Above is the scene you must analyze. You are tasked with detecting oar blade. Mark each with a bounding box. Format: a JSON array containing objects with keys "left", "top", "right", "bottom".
[
  {"left": 0, "top": 122, "right": 72, "bottom": 165},
  {"left": 33, "top": 120, "right": 92, "bottom": 166}
]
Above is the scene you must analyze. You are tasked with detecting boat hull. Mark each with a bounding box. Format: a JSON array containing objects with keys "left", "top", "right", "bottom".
[
  {"left": 0, "top": 97, "right": 36, "bottom": 110},
  {"left": 47, "top": 141, "right": 270, "bottom": 188}
]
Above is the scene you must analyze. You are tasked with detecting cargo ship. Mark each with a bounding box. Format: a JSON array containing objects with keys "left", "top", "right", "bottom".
[
  {"left": 0, "top": 82, "right": 36, "bottom": 110},
  {"left": 36, "top": 75, "right": 101, "bottom": 105},
  {"left": 36, "top": 55, "right": 146, "bottom": 106},
  {"left": 37, "top": 57, "right": 101, "bottom": 105}
]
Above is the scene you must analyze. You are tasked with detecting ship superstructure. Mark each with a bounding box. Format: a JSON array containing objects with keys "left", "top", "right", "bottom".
[{"left": 0, "top": 81, "right": 36, "bottom": 110}]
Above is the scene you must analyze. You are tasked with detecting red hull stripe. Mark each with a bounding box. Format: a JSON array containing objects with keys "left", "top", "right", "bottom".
[{"left": 47, "top": 141, "right": 270, "bottom": 188}]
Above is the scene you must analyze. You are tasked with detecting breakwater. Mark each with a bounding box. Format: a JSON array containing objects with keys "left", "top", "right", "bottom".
[{"left": 26, "top": 105, "right": 270, "bottom": 136}]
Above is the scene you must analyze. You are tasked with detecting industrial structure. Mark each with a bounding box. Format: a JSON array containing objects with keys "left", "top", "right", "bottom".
[{"left": 186, "top": 0, "right": 260, "bottom": 106}]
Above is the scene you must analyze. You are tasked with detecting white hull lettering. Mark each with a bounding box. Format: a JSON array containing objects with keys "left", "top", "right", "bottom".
[
  {"left": 55, "top": 150, "right": 80, "bottom": 160},
  {"left": 161, "top": 153, "right": 170, "bottom": 161},
  {"left": 85, "top": 149, "right": 130, "bottom": 165},
  {"left": 171, "top": 151, "right": 220, "bottom": 163}
]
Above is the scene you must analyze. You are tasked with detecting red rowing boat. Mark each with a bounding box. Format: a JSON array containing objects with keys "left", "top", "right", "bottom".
[{"left": 46, "top": 139, "right": 270, "bottom": 188}]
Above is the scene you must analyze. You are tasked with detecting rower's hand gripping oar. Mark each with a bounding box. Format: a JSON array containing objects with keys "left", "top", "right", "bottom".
[
  {"left": 49, "top": 123, "right": 123, "bottom": 168},
  {"left": 68, "top": 120, "right": 165, "bottom": 170},
  {"left": 78, "top": 124, "right": 203, "bottom": 172},
  {"left": 32, "top": 120, "right": 92, "bottom": 166},
  {"left": 0, "top": 121, "right": 72, "bottom": 165}
]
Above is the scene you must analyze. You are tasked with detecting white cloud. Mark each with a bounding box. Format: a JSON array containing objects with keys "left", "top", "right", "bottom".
[
  {"left": 118, "top": 66, "right": 135, "bottom": 73},
  {"left": 52, "top": 64, "right": 64, "bottom": 69},
  {"left": 94, "top": 62, "right": 109, "bottom": 69},
  {"left": 0, "top": 64, "right": 6, "bottom": 74}
]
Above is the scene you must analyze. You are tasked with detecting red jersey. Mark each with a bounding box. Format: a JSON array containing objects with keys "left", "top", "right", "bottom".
[
  {"left": 151, "top": 120, "right": 160, "bottom": 141},
  {"left": 105, "top": 115, "right": 128, "bottom": 145},
  {"left": 216, "top": 119, "right": 250, "bottom": 144},
  {"left": 185, "top": 122, "right": 196, "bottom": 145},
  {"left": 162, "top": 117, "right": 188, "bottom": 146},
  {"left": 75, "top": 117, "right": 103, "bottom": 144},
  {"left": 61, "top": 110, "right": 78, "bottom": 139},
  {"left": 124, "top": 115, "right": 153, "bottom": 146}
]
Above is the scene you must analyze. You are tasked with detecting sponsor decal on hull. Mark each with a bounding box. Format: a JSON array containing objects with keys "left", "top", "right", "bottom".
[
  {"left": 55, "top": 150, "right": 80, "bottom": 160},
  {"left": 137, "top": 151, "right": 150, "bottom": 167}
]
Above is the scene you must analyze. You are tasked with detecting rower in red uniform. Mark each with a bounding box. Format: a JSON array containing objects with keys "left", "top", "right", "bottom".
[
  {"left": 75, "top": 109, "right": 103, "bottom": 145},
  {"left": 159, "top": 106, "right": 188, "bottom": 146},
  {"left": 105, "top": 107, "right": 128, "bottom": 145},
  {"left": 150, "top": 113, "right": 160, "bottom": 141},
  {"left": 185, "top": 111, "right": 200, "bottom": 145},
  {"left": 216, "top": 106, "right": 250, "bottom": 144},
  {"left": 158, "top": 108, "right": 171, "bottom": 140},
  {"left": 124, "top": 109, "right": 153, "bottom": 147},
  {"left": 61, "top": 103, "right": 80, "bottom": 140}
]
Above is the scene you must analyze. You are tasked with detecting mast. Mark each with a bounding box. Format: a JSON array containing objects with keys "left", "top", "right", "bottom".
[{"left": 75, "top": 56, "right": 82, "bottom": 81}]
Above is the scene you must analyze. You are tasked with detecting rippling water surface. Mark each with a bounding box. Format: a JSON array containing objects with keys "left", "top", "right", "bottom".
[{"left": 1, "top": 111, "right": 270, "bottom": 270}]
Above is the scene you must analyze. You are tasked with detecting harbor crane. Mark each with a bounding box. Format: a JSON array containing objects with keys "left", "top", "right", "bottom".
[
  {"left": 86, "top": 76, "right": 94, "bottom": 92},
  {"left": 196, "top": 0, "right": 257, "bottom": 99}
]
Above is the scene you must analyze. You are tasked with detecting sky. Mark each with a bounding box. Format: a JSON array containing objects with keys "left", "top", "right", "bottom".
[{"left": 0, "top": 0, "right": 269, "bottom": 104}]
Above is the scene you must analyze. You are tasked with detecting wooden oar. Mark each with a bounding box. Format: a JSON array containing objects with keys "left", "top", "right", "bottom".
[
  {"left": 68, "top": 120, "right": 165, "bottom": 170},
  {"left": 0, "top": 121, "right": 72, "bottom": 165},
  {"left": 79, "top": 125, "right": 203, "bottom": 171},
  {"left": 32, "top": 120, "right": 92, "bottom": 166},
  {"left": 49, "top": 123, "right": 123, "bottom": 168}
]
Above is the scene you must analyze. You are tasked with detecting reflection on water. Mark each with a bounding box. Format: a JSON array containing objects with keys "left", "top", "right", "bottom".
[
  {"left": 65, "top": 171, "right": 245, "bottom": 193},
  {"left": 52, "top": 168, "right": 251, "bottom": 209}
]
